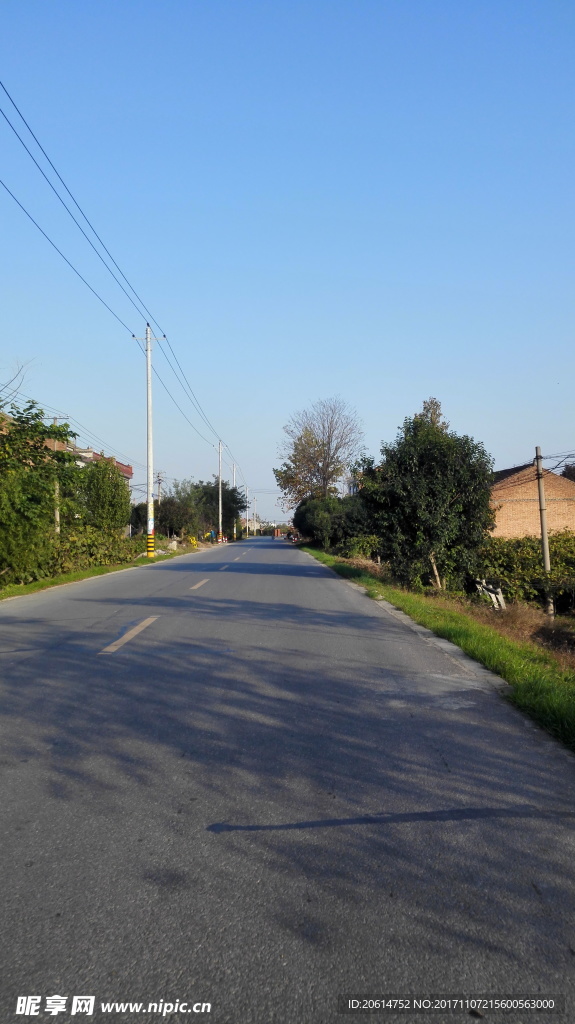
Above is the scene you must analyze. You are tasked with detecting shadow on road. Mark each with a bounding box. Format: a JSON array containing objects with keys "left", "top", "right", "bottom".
[{"left": 1, "top": 569, "right": 575, "bottom": 989}]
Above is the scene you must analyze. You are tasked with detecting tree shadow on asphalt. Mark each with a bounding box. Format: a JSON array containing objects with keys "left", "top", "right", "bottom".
[
  {"left": 148, "top": 558, "right": 334, "bottom": 578},
  {"left": 2, "top": 588, "right": 575, "bottom": 988}
]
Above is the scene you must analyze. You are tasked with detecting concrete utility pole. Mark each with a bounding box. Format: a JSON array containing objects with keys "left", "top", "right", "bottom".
[
  {"left": 218, "top": 440, "right": 223, "bottom": 541},
  {"left": 254, "top": 495, "right": 257, "bottom": 535},
  {"left": 245, "top": 486, "right": 249, "bottom": 537},
  {"left": 133, "top": 323, "right": 157, "bottom": 558},
  {"left": 232, "top": 463, "right": 236, "bottom": 540},
  {"left": 535, "top": 446, "right": 554, "bottom": 619},
  {"left": 145, "top": 325, "right": 154, "bottom": 557},
  {"left": 53, "top": 417, "right": 61, "bottom": 535}
]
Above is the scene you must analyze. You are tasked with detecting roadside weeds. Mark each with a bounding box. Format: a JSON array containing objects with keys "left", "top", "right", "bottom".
[
  {"left": 302, "top": 545, "right": 575, "bottom": 755},
  {"left": 0, "top": 542, "right": 218, "bottom": 601}
]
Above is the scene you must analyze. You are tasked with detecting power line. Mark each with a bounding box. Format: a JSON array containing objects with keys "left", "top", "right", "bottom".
[
  {"left": 0, "top": 77, "right": 164, "bottom": 334},
  {"left": 222, "top": 443, "right": 247, "bottom": 486},
  {"left": 8, "top": 389, "right": 147, "bottom": 471},
  {"left": 0, "top": 79, "right": 223, "bottom": 446},
  {"left": 157, "top": 335, "right": 221, "bottom": 441},
  {"left": 493, "top": 458, "right": 574, "bottom": 493},
  {"left": 0, "top": 178, "right": 229, "bottom": 455},
  {"left": 1, "top": 80, "right": 249, "bottom": 486},
  {"left": 132, "top": 338, "right": 216, "bottom": 448},
  {"left": 0, "top": 181, "right": 228, "bottom": 452},
  {"left": 0, "top": 176, "right": 135, "bottom": 334},
  {"left": 0, "top": 102, "right": 153, "bottom": 326}
]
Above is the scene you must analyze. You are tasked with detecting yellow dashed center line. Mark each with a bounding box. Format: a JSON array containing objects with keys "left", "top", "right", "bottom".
[
  {"left": 190, "top": 578, "right": 210, "bottom": 590},
  {"left": 98, "top": 616, "right": 158, "bottom": 655},
  {"left": 219, "top": 565, "right": 229, "bottom": 571}
]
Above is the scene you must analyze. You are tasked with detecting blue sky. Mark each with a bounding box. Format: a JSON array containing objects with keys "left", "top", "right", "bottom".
[{"left": 1, "top": 0, "right": 574, "bottom": 520}]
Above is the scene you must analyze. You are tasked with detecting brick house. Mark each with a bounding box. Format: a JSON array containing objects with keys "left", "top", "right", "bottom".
[
  {"left": 1, "top": 412, "right": 133, "bottom": 486},
  {"left": 491, "top": 463, "right": 575, "bottom": 538},
  {"left": 43, "top": 439, "right": 133, "bottom": 485},
  {"left": 73, "top": 448, "right": 133, "bottom": 484}
]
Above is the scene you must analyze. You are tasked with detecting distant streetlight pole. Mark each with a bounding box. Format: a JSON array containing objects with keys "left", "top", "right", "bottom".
[{"left": 245, "top": 486, "right": 249, "bottom": 537}]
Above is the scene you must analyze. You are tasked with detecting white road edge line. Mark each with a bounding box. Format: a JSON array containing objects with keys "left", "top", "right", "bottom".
[{"left": 98, "top": 616, "right": 159, "bottom": 655}]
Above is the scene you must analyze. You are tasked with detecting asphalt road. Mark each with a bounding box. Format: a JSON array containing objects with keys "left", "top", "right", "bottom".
[{"left": 1, "top": 537, "right": 574, "bottom": 1024}]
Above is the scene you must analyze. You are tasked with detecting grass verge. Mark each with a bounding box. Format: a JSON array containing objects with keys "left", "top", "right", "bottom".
[
  {"left": 303, "top": 545, "right": 575, "bottom": 753},
  {"left": 0, "top": 547, "right": 197, "bottom": 601}
]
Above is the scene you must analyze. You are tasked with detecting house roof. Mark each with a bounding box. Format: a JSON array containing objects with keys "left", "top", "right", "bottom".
[{"left": 492, "top": 463, "right": 533, "bottom": 484}]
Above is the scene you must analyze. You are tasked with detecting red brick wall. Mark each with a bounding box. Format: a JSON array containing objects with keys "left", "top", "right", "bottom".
[{"left": 491, "top": 467, "right": 575, "bottom": 538}]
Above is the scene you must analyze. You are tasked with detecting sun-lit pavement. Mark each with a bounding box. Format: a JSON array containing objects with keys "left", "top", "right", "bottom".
[{"left": 1, "top": 537, "right": 574, "bottom": 1023}]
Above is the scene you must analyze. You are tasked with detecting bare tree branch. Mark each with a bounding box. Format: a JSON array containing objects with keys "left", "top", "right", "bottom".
[
  {"left": 274, "top": 397, "right": 364, "bottom": 508},
  {"left": 0, "top": 362, "right": 30, "bottom": 408}
]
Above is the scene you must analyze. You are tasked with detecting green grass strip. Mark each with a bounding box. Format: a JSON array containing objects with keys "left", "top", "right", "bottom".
[
  {"left": 0, "top": 548, "right": 196, "bottom": 601},
  {"left": 303, "top": 545, "right": 575, "bottom": 752}
]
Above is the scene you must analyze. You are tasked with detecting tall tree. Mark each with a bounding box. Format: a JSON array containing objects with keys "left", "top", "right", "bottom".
[
  {"left": 0, "top": 400, "right": 74, "bottom": 474},
  {"left": 0, "top": 401, "right": 78, "bottom": 582},
  {"left": 274, "top": 396, "right": 364, "bottom": 508},
  {"left": 81, "top": 458, "right": 131, "bottom": 531},
  {"left": 149, "top": 478, "right": 248, "bottom": 538},
  {"left": 361, "top": 409, "right": 494, "bottom": 588},
  {"left": 192, "top": 478, "right": 248, "bottom": 536},
  {"left": 414, "top": 396, "right": 449, "bottom": 431},
  {"left": 293, "top": 493, "right": 370, "bottom": 550}
]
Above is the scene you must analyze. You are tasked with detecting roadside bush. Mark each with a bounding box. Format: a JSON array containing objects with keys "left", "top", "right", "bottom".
[
  {"left": 335, "top": 534, "right": 381, "bottom": 559},
  {"left": 80, "top": 458, "right": 131, "bottom": 530},
  {"left": 479, "top": 531, "right": 575, "bottom": 604},
  {"left": 0, "top": 467, "right": 56, "bottom": 585},
  {"left": 0, "top": 527, "right": 149, "bottom": 587},
  {"left": 293, "top": 494, "right": 371, "bottom": 550},
  {"left": 49, "top": 528, "right": 145, "bottom": 575}
]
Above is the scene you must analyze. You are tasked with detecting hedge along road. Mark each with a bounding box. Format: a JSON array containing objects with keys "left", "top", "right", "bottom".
[{"left": 1, "top": 536, "right": 574, "bottom": 1023}]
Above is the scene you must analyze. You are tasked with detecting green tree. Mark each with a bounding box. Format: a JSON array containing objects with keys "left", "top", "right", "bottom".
[
  {"left": 293, "top": 493, "right": 371, "bottom": 550},
  {"left": 130, "top": 501, "right": 148, "bottom": 534},
  {"left": 150, "top": 478, "right": 248, "bottom": 539},
  {"left": 156, "top": 495, "right": 190, "bottom": 538},
  {"left": 360, "top": 404, "right": 494, "bottom": 588},
  {"left": 192, "top": 478, "right": 247, "bottom": 536},
  {"left": 170, "top": 478, "right": 202, "bottom": 535},
  {"left": 81, "top": 458, "right": 131, "bottom": 531},
  {"left": 0, "top": 401, "right": 75, "bottom": 475},
  {"left": 414, "top": 396, "right": 450, "bottom": 431},
  {"left": 0, "top": 401, "right": 78, "bottom": 582},
  {"left": 274, "top": 397, "right": 364, "bottom": 508}
]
